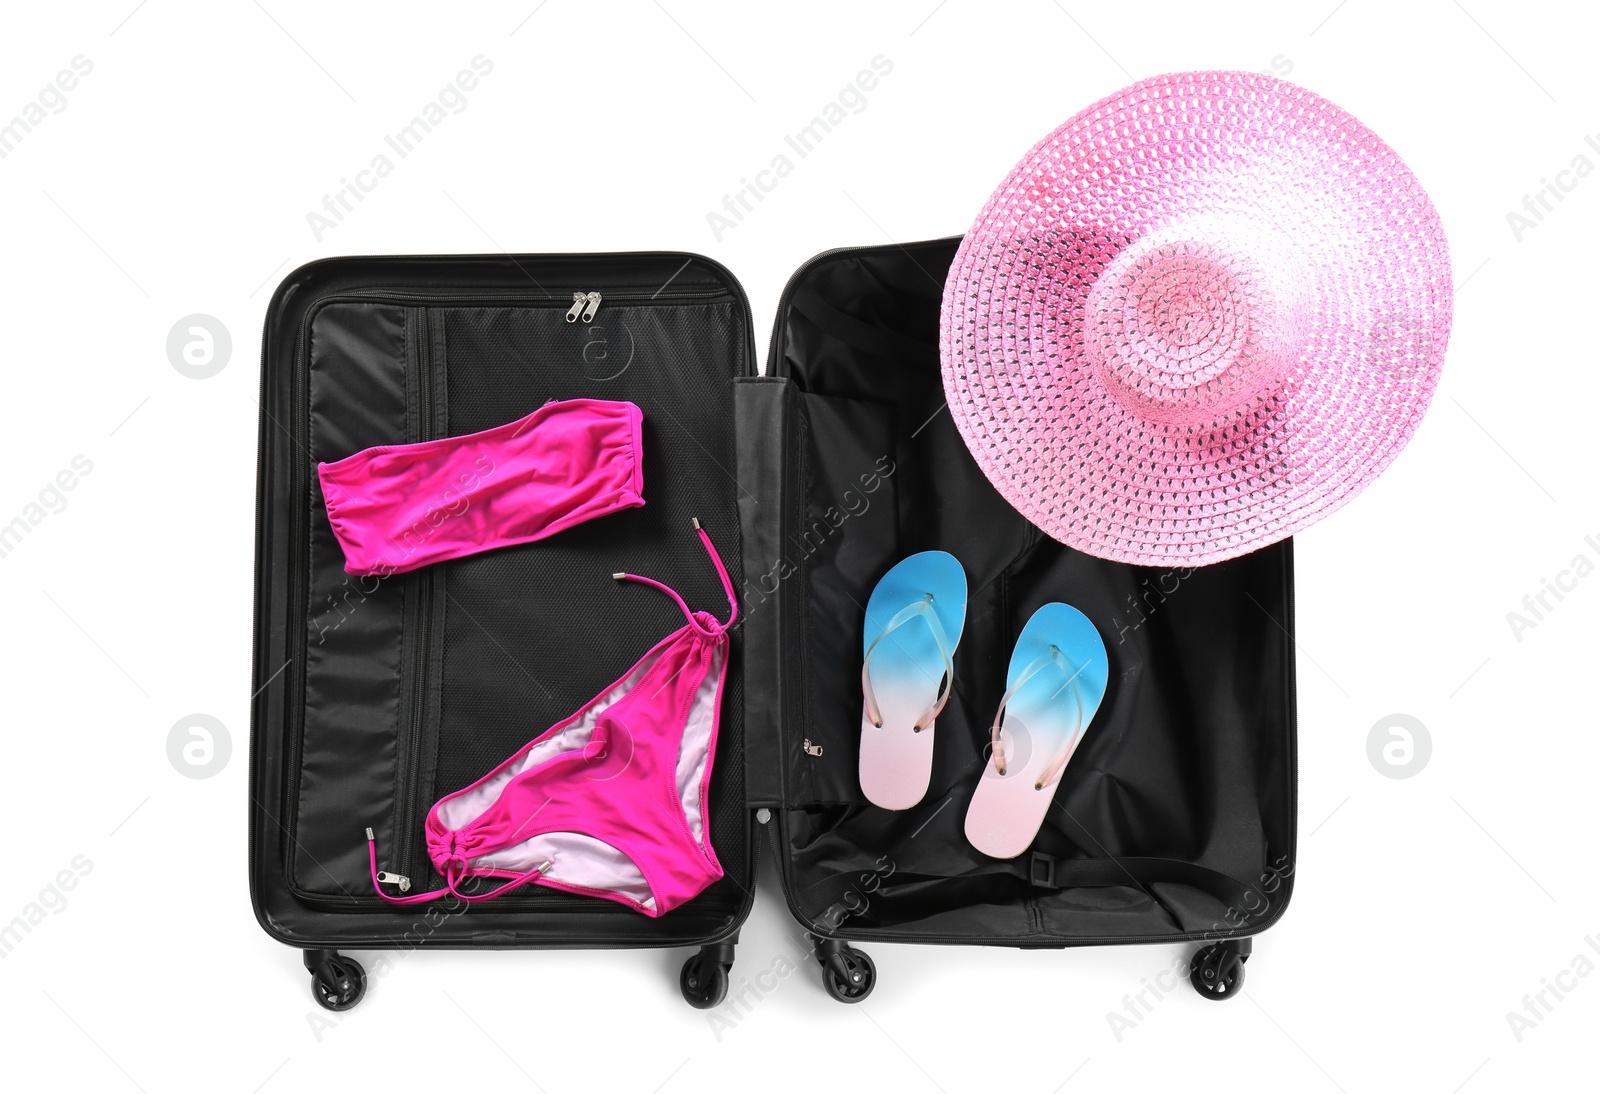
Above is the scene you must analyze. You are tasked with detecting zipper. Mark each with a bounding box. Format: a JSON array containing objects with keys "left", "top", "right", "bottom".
[
  {"left": 391, "top": 308, "right": 437, "bottom": 892},
  {"left": 765, "top": 254, "right": 834, "bottom": 797},
  {"left": 565, "top": 291, "right": 603, "bottom": 323},
  {"left": 277, "top": 308, "right": 313, "bottom": 881},
  {"left": 325, "top": 285, "right": 731, "bottom": 308},
  {"left": 392, "top": 567, "right": 431, "bottom": 889},
  {"left": 759, "top": 247, "right": 840, "bottom": 915}
]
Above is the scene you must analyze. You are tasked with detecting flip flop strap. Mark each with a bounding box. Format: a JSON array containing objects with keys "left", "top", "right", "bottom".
[
  {"left": 989, "top": 645, "right": 1088, "bottom": 786},
  {"left": 861, "top": 594, "right": 955, "bottom": 731}
]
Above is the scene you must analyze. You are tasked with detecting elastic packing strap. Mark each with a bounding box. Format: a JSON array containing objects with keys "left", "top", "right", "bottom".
[{"left": 1021, "top": 852, "right": 1261, "bottom": 915}]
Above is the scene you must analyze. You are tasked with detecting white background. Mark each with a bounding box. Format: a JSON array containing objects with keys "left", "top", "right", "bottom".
[{"left": 0, "top": 2, "right": 1595, "bottom": 1091}]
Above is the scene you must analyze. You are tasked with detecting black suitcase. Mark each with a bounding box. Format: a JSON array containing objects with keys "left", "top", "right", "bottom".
[{"left": 250, "top": 239, "right": 1296, "bottom": 1011}]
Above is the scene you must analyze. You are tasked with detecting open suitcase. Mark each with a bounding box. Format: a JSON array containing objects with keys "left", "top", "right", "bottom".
[{"left": 250, "top": 239, "right": 1297, "bottom": 1011}]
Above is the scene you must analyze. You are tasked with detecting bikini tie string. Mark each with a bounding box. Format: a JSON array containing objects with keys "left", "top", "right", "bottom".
[
  {"left": 369, "top": 827, "right": 550, "bottom": 906},
  {"left": 612, "top": 519, "right": 739, "bottom": 641}
]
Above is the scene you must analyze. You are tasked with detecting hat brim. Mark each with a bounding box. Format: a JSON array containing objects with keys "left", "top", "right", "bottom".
[{"left": 939, "top": 70, "right": 1452, "bottom": 567}]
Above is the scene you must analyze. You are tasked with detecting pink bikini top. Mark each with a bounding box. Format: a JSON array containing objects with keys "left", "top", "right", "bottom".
[{"left": 317, "top": 398, "right": 645, "bottom": 577}]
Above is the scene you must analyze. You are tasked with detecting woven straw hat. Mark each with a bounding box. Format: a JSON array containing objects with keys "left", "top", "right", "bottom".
[{"left": 940, "top": 71, "right": 1452, "bottom": 566}]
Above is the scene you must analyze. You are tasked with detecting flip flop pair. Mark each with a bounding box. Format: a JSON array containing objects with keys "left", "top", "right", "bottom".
[{"left": 857, "top": 552, "right": 1108, "bottom": 860}]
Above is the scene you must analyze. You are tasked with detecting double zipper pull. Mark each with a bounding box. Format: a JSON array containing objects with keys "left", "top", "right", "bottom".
[{"left": 565, "top": 291, "right": 603, "bottom": 323}]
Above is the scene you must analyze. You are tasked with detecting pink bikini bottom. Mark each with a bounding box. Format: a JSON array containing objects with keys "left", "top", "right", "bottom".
[{"left": 368, "top": 521, "right": 736, "bottom": 917}]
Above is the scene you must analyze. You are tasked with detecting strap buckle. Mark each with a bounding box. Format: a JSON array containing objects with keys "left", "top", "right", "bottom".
[{"left": 1029, "top": 851, "right": 1056, "bottom": 889}]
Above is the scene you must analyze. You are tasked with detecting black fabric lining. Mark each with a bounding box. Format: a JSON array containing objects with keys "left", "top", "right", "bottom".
[
  {"left": 292, "top": 302, "right": 410, "bottom": 897},
  {"left": 773, "top": 241, "right": 1296, "bottom": 941},
  {"left": 420, "top": 302, "right": 749, "bottom": 913}
]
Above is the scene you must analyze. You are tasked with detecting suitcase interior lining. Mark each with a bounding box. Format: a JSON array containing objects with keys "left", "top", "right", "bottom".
[
  {"left": 285, "top": 278, "right": 751, "bottom": 928},
  {"left": 772, "top": 240, "right": 1297, "bottom": 942}
]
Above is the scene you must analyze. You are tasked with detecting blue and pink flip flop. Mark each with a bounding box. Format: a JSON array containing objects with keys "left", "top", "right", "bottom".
[
  {"left": 964, "top": 603, "right": 1108, "bottom": 859},
  {"left": 857, "top": 551, "right": 967, "bottom": 811}
]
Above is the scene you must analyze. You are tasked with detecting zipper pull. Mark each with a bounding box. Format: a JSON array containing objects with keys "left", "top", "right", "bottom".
[
  {"left": 803, "top": 738, "right": 823, "bottom": 757},
  {"left": 376, "top": 871, "right": 411, "bottom": 892},
  {"left": 565, "top": 292, "right": 588, "bottom": 323},
  {"left": 580, "top": 291, "right": 602, "bottom": 322}
]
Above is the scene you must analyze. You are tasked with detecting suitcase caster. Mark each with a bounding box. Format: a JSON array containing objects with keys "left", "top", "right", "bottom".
[
  {"left": 1189, "top": 938, "right": 1250, "bottom": 1001},
  {"left": 679, "top": 943, "right": 735, "bottom": 1010},
  {"left": 304, "top": 949, "right": 367, "bottom": 1012},
  {"left": 811, "top": 936, "right": 875, "bottom": 1004}
]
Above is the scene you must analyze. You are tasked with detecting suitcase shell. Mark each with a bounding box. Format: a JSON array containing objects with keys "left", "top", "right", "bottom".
[{"left": 250, "top": 241, "right": 1295, "bottom": 1009}]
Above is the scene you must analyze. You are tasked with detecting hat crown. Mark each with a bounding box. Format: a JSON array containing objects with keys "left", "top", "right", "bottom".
[{"left": 1084, "top": 229, "right": 1304, "bottom": 425}]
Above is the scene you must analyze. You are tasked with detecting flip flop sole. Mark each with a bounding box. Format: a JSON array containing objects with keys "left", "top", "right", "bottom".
[
  {"left": 857, "top": 551, "right": 967, "bottom": 811},
  {"left": 965, "top": 603, "right": 1108, "bottom": 859}
]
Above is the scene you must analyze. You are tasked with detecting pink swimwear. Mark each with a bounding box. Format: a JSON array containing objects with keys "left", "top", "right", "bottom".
[
  {"left": 368, "top": 521, "right": 736, "bottom": 917},
  {"left": 318, "top": 398, "right": 645, "bottom": 577}
]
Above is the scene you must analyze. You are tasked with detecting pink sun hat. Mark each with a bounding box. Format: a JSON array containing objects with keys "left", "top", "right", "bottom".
[{"left": 940, "top": 70, "right": 1452, "bottom": 567}]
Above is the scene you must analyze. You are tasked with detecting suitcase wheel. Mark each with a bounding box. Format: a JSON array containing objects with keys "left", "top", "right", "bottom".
[
  {"left": 1189, "top": 939, "right": 1250, "bottom": 1001},
  {"left": 679, "top": 943, "right": 735, "bottom": 1010},
  {"left": 304, "top": 949, "right": 367, "bottom": 1012},
  {"left": 811, "top": 936, "right": 875, "bottom": 1004}
]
